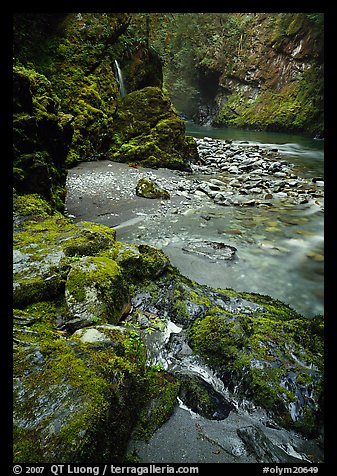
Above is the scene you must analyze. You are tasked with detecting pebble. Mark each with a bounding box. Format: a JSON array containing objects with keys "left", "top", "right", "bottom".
[{"left": 188, "top": 137, "right": 324, "bottom": 210}]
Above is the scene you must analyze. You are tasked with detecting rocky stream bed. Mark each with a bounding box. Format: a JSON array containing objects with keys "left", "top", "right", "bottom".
[{"left": 66, "top": 137, "right": 324, "bottom": 317}]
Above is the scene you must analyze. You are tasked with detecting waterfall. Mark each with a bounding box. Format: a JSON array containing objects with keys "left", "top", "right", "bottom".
[{"left": 114, "top": 60, "right": 126, "bottom": 97}]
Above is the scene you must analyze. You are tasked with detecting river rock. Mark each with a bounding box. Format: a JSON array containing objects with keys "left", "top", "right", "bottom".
[
  {"left": 192, "top": 137, "right": 324, "bottom": 209},
  {"left": 237, "top": 426, "right": 301, "bottom": 463},
  {"left": 182, "top": 241, "right": 237, "bottom": 261},
  {"left": 136, "top": 177, "right": 170, "bottom": 199}
]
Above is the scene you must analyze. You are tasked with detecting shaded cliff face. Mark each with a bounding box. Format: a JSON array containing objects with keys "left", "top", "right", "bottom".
[
  {"left": 209, "top": 14, "right": 324, "bottom": 136},
  {"left": 14, "top": 13, "right": 131, "bottom": 165},
  {"left": 146, "top": 13, "right": 324, "bottom": 136}
]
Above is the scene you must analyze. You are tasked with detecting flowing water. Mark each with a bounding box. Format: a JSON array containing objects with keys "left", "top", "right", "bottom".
[
  {"left": 185, "top": 122, "right": 324, "bottom": 177},
  {"left": 66, "top": 125, "right": 324, "bottom": 317},
  {"left": 114, "top": 125, "right": 324, "bottom": 317}
]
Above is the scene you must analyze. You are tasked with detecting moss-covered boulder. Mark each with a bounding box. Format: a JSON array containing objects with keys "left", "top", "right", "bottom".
[
  {"left": 129, "top": 274, "right": 324, "bottom": 438},
  {"left": 109, "top": 86, "right": 198, "bottom": 170},
  {"left": 13, "top": 313, "right": 149, "bottom": 463},
  {"left": 65, "top": 256, "right": 131, "bottom": 331},
  {"left": 189, "top": 312, "right": 323, "bottom": 436},
  {"left": 135, "top": 177, "right": 170, "bottom": 199},
  {"left": 115, "top": 242, "right": 169, "bottom": 283},
  {"left": 13, "top": 197, "right": 181, "bottom": 463},
  {"left": 13, "top": 199, "right": 118, "bottom": 309},
  {"left": 62, "top": 221, "right": 117, "bottom": 257}
]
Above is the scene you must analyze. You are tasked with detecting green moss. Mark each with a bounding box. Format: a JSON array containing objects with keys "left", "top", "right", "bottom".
[
  {"left": 14, "top": 214, "right": 72, "bottom": 248},
  {"left": 132, "top": 369, "right": 180, "bottom": 442},
  {"left": 115, "top": 242, "right": 169, "bottom": 284},
  {"left": 214, "top": 62, "right": 323, "bottom": 135},
  {"left": 13, "top": 65, "right": 72, "bottom": 211},
  {"left": 286, "top": 13, "right": 305, "bottom": 36},
  {"left": 62, "top": 221, "right": 117, "bottom": 257},
  {"left": 14, "top": 275, "right": 64, "bottom": 309},
  {"left": 13, "top": 325, "right": 152, "bottom": 463},
  {"left": 190, "top": 315, "right": 245, "bottom": 368},
  {"left": 220, "top": 288, "right": 301, "bottom": 321},
  {"left": 135, "top": 177, "right": 170, "bottom": 199},
  {"left": 14, "top": 193, "right": 53, "bottom": 219},
  {"left": 109, "top": 86, "right": 196, "bottom": 170},
  {"left": 188, "top": 308, "right": 323, "bottom": 435},
  {"left": 179, "top": 378, "right": 215, "bottom": 418},
  {"left": 65, "top": 256, "right": 130, "bottom": 325}
]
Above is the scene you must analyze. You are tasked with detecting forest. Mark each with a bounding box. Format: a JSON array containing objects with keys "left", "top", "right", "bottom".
[{"left": 12, "top": 13, "right": 324, "bottom": 467}]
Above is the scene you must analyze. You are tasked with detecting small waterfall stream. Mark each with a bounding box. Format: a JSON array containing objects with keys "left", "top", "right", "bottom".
[{"left": 114, "top": 59, "right": 126, "bottom": 97}]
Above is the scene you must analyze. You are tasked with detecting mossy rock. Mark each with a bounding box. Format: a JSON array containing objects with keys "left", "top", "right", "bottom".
[
  {"left": 65, "top": 256, "right": 131, "bottom": 330},
  {"left": 14, "top": 193, "right": 54, "bottom": 224},
  {"left": 135, "top": 177, "right": 170, "bottom": 199},
  {"left": 13, "top": 66, "right": 73, "bottom": 210},
  {"left": 179, "top": 376, "right": 234, "bottom": 420},
  {"left": 129, "top": 272, "right": 324, "bottom": 438},
  {"left": 14, "top": 13, "right": 130, "bottom": 164},
  {"left": 131, "top": 369, "right": 180, "bottom": 442},
  {"left": 189, "top": 312, "right": 323, "bottom": 436},
  {"left": 13, "top": 322, "right": 150, "bottom": 463},
  {"left": 109, "top": 86, "right": 198, "bottom": 170},
  {"left": 62, "top": 221, "right": 117, "bottom": 257},
  {"left": 12, "top": 202, "right": 182, "bottom": 462},
  {"left": 13, "top": 214, "right": 69, "bottom": 308},
  {"left": 13, "top": 206, "right": 121, "bottom": 310},
  {"left": 115, "top": 242, "right": 170, "bottom": 283}
]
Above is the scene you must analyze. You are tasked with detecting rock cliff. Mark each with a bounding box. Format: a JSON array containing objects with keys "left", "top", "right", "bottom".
[
  {"left": 210, "top": 14, "right": 324, "bottom": 136},
  {"left": 146, "top": 13, "right": 323, "bottom": 136}
]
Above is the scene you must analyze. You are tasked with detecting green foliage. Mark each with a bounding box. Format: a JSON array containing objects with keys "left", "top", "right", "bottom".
[{"left": 14, "top": 193, "right": 53, "bottom": 218}]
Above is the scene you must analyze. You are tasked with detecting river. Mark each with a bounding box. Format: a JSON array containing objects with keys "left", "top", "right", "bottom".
[
  {"left": 185, "top": 122, "right": 324, "bottom": 178},
  {"left": 180, "top": 123, "right": 325, "bottom": 317},
  {"left": 65, "top": 124, "right": 324, "bottom": 319}
]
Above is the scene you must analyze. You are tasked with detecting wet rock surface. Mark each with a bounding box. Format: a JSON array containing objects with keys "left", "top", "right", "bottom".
[
  {"left": 13, "top": 201, "right": 324, "bottom": 463},
  {"left": 13, "top": 206, "right": 182, "bottom": 463},
  {"left": 193, "top": 137, "right": 324, "bottom": 207},
  {"left": 126, "top": 275, "right": 324, "bottom": 463},
  {"left": 182, "top": 240, "right": 237, "bottom": 261},
  {"left": 66, "top": 136, "right": 324, "bottom": 233}
]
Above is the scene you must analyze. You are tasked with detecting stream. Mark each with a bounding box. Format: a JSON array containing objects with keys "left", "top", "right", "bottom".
[
  {"left": 65, "top": 125, "right": 324, "bottom": 463},
  {"left": 65, "top": 125, "right": 324, "bottom": 318}
]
